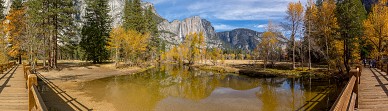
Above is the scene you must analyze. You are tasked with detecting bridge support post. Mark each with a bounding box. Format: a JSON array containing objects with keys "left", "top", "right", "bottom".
[{"left": 28, "top": 74, "right": 37, "bottom": 111}]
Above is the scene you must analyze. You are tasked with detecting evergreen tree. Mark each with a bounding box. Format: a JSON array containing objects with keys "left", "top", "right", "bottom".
[
  {"left": 144, "top": 6, "right": 160, "bottom": 61},
  {"left": 0, "top": 0, "right": 5, "bottom": 20},
  {"left": 11, "top": 0, "right": 23, "bottom": 9},
  {"left": 80, "top": 0, "right": 111, "bottom": 63},
  {"left": 25, "top": 0, "right": 76, "bottom": 68},
  {"left": 336, "top": 0, "right": 367, "bottom": 72},
  {"left": 123, "top": 0, "right": 146, "bottom": 33}
]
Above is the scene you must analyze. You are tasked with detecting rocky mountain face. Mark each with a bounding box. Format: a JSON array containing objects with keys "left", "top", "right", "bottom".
[
  {"left": 217, "top": 28, "right": 262, "bottom": 51},
  {"left": 158, "top": 16, "right": 222, "bottom": 48}
]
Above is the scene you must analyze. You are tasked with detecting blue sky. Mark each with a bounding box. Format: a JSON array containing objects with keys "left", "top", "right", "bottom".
[{"left": 144, "top": 0, "right": 307, "bottom": 32}]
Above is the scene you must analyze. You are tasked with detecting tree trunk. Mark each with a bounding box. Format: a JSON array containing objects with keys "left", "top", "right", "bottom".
[
  {"left": 292, "top": 34, "right": 296, "bottom": 70},
  {"left": 344, "top": 39, "right": 350, "bottom": 73},
  {"left": 115, "top": 48, "right": 119, "bottom": 68},
  {"left": 326, "top": 35, "right": 330, "bottom": 71},
  {"left": 308, "top": 18, "right": 312, "bottom": 70},
  {"left": 52, "top": 0, "right": 58, "bottom": 69},
  {"left": 301, "top": 43, "right": 304, "bottom": 70}
]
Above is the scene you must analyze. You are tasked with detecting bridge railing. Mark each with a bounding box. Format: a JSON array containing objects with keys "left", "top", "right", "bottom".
[
  {"left": 23, "top": 63, "right": 48, "bottom": 111},
  {"left": 0, "top": 61, "right": 16, "bottom": 74},
  {"left": 330, "top": 66, "right": 361, "bottom": 111}
]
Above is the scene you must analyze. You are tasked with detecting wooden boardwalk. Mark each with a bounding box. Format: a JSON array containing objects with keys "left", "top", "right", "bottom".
[
  {"left": 0, "top": 65, "right": 28, "bottom": 111},
  {"left": 358, "top": 67, "right": 388, "bottom": 110}
]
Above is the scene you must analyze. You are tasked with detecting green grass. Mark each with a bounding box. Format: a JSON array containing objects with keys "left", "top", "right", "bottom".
[{"left": 196, "top": 65, "right": 240, "bottom": 74}]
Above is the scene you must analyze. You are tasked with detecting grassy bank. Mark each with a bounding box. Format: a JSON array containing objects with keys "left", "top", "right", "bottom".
[
  {"left": 193, "top": 60, "right": 330, "bottom": 78},
  {"left": 195, "top": 65, "right": 240, "bottom": 73}
]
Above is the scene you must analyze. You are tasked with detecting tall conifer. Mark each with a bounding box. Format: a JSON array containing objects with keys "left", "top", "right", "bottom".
[{"left": 80, "top": 0, "right": 111, "bottom": 63}]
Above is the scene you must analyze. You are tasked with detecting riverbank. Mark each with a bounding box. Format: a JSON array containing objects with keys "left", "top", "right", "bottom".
[
  {"left": 36, "top": 60, "right": 152, "bottom": 110},
  {"left": 194, "top": 60, "right": 330, "bottom": 78}
]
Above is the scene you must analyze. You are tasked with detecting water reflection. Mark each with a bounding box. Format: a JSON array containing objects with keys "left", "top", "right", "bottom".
[{"left": 80, "top": 65, "right": 343, "bottom": 111}]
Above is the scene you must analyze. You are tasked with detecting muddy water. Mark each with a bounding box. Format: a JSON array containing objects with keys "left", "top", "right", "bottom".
[{"left": 80, "top": 65, "right": 344, "bottom": 111}]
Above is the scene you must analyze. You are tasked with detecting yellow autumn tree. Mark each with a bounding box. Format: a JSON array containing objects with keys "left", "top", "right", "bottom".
[
  {"left": 199, "top": 32, "right": 206, "bottom": 63},
  {"left": 316, "top": 0, "right": 339, "bottom": 70},
  {"left": 363, "top": 0, "right": 388, "bottom": 60},
  {"left": 4, "top": 6, "right": 26, "bottom": 61},
  {"left": 0, "top": 25, "right": 7, "bottom": 63},
  {"left": 255, "top": 21, "right": 279, "bottom": 69},
  {"left": 210, "top": 48, "right": 222, "bottom": 65},
  {"left": 124, "top": 30, "right": 150, "bottom": 65},
  {"left": 304, "top": 0, "right": 318, "bottom": 70},
  {"left": 286, "top": 1, "right": 304, "bottom": 69},
  {"left": 109, "top": 27, "right": 126, "bottom": 67},
  {"left": 109, "top": 26, "right": 150, "bottom": 66},
  {"left": 162, "top": 32, "right": 207, "bottom": 64}
]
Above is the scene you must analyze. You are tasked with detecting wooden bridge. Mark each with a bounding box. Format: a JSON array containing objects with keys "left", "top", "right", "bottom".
[
  {"left": 0, "top": 62, "right": 47, "bottom": 111},
  {"left": 331, "top": 64, "right": 388, "bottom": 111}
]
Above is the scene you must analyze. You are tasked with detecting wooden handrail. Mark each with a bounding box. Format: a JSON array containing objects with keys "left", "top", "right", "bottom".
[
  {"left": 26, "top": 65, "right": 48, "bottom": 111},
  {"left": 330, "top": 68, "right": 360, "bottom": 111},
  {"left": 0, "top": 62, "right": 16, "bottom": 74}
]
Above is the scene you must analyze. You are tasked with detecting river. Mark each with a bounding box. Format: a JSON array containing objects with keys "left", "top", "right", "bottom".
[{"left": 80, "top": 65, "right": 344, "bottom": 111}]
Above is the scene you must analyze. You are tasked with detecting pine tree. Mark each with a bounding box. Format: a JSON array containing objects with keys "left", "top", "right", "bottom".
[
  {"left": 336, "top": 0, "right": 367, "bottom": 72},
  {"left": 80, "top": 0, "right": 111, "bottom": 63},
  {"left": 25, "top": 0, "right": 76, "bottom": 68},
  {"left": 144, "top": 6, "right": 160, "bottom": 62},
  {"left": 0, "top": 0, "right": 5, "bottom": 20},
  {"left": 123, "top": 0, "right": 145, "bottom": 33}
]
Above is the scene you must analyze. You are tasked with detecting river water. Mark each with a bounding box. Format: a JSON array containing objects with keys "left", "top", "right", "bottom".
[{"left": 80, "top": 65, "right": 344, "bottom": 111}]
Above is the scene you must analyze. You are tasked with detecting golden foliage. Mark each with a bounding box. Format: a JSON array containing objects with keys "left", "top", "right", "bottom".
[
  {"left": 286, "top": 1, "right": 304, "bottom": 25},
  {"left": 109, "top": 26, "right": 150, "bottom": 65},
  {"left": 363, "top": 0, "right": 388, "bottom": 59},
  {"left": 4, "top": 8, "right": 26, "bottom": 58},
  {"left": 163, "top": 32, "right": 206, "bottom": 64},
  {"left": 255, "top": 21, "right": 279, "bottom": 69},
  {"left": 210, "top": 48, "right": 222, "bottom": 65}
]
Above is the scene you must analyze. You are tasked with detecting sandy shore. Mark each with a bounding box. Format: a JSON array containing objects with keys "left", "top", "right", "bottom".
[{"left": 37, "top": 61, "right": 145, "bottom": 111}]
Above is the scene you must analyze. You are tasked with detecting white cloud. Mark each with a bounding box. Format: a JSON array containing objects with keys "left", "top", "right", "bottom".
[
  {"left": 255, "top": 24, "right": 268, "bottom": 28},
  {"left": 213, "top": 24, "right": 239, "bottom": 31},
  {"left": 185, "top": 0, "right": 307, "bottom": 20}
]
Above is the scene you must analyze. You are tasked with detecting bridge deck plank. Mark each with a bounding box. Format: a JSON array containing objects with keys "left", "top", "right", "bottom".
[
  {"left": 0, "top": 65, "right": 28, "bottom": 110},
  {"left": 358, "top": 67, "right": 388, "bottom": 110}
]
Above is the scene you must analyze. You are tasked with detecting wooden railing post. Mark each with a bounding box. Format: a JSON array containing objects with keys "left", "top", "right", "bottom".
[
  {"left": 28, "top": 74, "right": 37, "bottom": 111},
  {"left": 356, "top": 66, "right": 362, "bottom": 84},
  {"left": 352, "top": 69, "right": 359, "bottom": 108},
  {"left": 0, "top": 64, "right": 3, "bottom": 74}
]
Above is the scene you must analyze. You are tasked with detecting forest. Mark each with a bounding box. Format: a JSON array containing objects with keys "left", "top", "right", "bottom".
[{"left": 0, "top": 0, "right": 385, "bottom": 75}]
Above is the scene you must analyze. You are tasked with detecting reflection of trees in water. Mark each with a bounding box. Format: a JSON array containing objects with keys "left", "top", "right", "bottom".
[
  {"left": 256, "top": 82, "right": 278, "bottom": 111},
  {"left": 254, "top": 77, "right": 338, "bottom": 111},
  {"left": 159, "top": 65, "right": 264, "bottom": 100},
  {"left": 82, "top": 65, "right": 340, "bottom": 111}
]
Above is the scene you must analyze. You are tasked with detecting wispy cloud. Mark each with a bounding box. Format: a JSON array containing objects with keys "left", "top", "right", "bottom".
[
  {"left": 145, "top": 0, "right": 306, "bottom": 31},
  {"left": 255, "top": 24, "right": 268, "bottom": 28}
]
